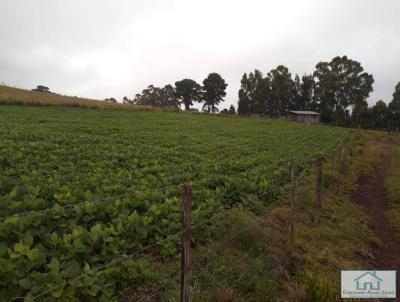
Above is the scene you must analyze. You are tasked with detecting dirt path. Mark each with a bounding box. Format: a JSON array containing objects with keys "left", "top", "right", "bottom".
[{"left": 351, "top": 139, "right": 400, "bottom": 298}]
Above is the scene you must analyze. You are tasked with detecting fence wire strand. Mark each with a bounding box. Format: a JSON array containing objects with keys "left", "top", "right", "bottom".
[{"left": 5, "top": 137, "right": 363, "bottom": 301}]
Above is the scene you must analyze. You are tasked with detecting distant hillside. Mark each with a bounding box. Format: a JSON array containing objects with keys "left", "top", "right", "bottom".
[{"left": 0, "top": 85, "right": 154, "bottom": 110}]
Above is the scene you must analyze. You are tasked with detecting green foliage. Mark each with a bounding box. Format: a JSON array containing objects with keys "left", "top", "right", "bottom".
[
  {"left": 174, "top": 79, "right": 202, "bottom": 111},
  {"left": 192, "top": 210, "right": 282, "bottom": 301},
  {"left": 0, "top": 105, "right": 352, "bottom": 300},
  {"left": 237, "top": 67, "right": 315, "bottom": 117},
  {"left": 228, "top": 105, "right": 236, "bottom": 115},
  {"left": 313, "top": 55, "right": 374, "bottom": 125},
  {"left": 371, "top": 100, "right": 389, "bottom": 129},
  {"left": 266, "top": 65, "right": 297, "bottom": 117},
  {"left": 385, "top": 138, "right": 400, "bottom": 238},
  {"left": 388, "top": 82, "right": 400, "bottom": 128},
  {"left": 296, "top": 74, "right": 316, "bottom": 111},
  {"left": 131, "top": 84, "right": 180, "bottom": 109},
  {"left": 238, "top": 70, "right": 270, "bottom": 115},
  {"left": 303, "top": 271, "right": 338, "bottom": 302},
  {"left": 201, "top": 73, "right": 227, "bottom": 113}
]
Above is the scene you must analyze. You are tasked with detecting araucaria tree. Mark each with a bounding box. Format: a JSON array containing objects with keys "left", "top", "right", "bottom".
[
  {"left": 201, "top": 73, "right": 227, "bottom": 113},
  {"left": 313, "top": 56, "right": 374, "bottom": 124},
  {"left": 174, "top": 79, "right": 201, "bottom": 111}
]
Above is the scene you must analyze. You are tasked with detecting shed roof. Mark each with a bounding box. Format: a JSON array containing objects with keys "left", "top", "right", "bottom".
[{"left": 287, "top": 110, "right": 320, "bottom": 115}]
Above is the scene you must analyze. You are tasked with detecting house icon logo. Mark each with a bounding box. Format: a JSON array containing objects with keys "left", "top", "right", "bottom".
[
  {"left": 353, "top": 271, "right": 383, "bottom": 290},
  {"left": 341, "top": 270, "right": 396, "bottom": 298}
]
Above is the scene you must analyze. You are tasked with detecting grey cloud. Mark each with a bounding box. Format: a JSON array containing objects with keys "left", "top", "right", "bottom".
[{"left": 0, "top": 0, "right": 399, "bottom": 109}]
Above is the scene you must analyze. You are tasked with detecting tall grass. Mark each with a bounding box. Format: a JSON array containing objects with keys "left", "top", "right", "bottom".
[
  {"left": 303, "top": 271, "right": 338, "bottom": 302},
  {"left": 0, "top": 85, "right": 156, "bottom": 111},
  {"left": 384, "top": 137, "right": 400, "bottom": 239}
]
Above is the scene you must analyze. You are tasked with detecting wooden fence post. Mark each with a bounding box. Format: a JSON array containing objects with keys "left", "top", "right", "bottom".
[
  {"left": 340, "top": 147, "right": 346, "bottom": 172},
  {"left": 316, "top": 154, "right": 323, "bottom": 208},
  {"left": 331, "top": 150, "right": 336, "bottom": 179},
  {"left": 181, "top": 184, "right": 192, "bottom": 302},
  {"left": 289, "top": 160, "right": 296, "bottom": 253}
]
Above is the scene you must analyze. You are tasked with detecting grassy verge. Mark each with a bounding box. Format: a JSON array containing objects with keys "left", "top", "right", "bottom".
[
  {"left": 190, "top": 133, "right": 382, "bottom": 301},
  {"left": 384, "top": 136, "right": 400, "bottom": 239}
]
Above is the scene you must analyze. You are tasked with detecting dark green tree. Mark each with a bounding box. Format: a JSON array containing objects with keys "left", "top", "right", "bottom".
[
  {"left": 201, "top": 73, "right": 227, "bottom": 113},
  {"left": 135, "top": 85, "right": 160, "bottom": 106},
  {"left": 122, "top": 96, "right": 132, "bottom": 104},
  {"left": 161, "top": 84, "right": 180, "bottom": 108},
  {"left": 388, "top": 82, "right": 400, "bottom": 128},
  {"left": 104, "top": 97, "right": 117, "bottom": 103},
  {"left": 267, "top": 65, "right": 296, "bottom": 117},
  {"left": 250, "top": 70, "right": 270, "bottom": 114},
  {"left": 238, "top": 73, "right": 252, "bottom": 115},
  {"left": 174, "top": 79, "right": 201, "bottom": 111},
  {"left": 228, "top": 104, "right": 236, "bottom": 115},
  {"left": 237, "top": 70, "right": 270, "bottom": 115},
  {"left": 220, "top": 105, "right": 236, "bottom": 115},
  {"left": 295, "top": 74, "right": 316, "bottom": 110},
  {"left": 293, "top": 74, "right": 302, "bottom": 110},
  {"left": 130, "top": 84, "right": 179, "bottom": 108},
  {"left": 33, "top": 85, "right": 50, "bottom": 92},
  {"left": 371, "top": 100, "right": 389, "bottom": 129},
  {"left": 352, "top": 99, "right": 369, "bottom": 128},
  {"left": 132, "top": 93, "right": 143, "bottom": 105},
  {"left": 313, "top": 56, "right": 374, "bottom": 125}
]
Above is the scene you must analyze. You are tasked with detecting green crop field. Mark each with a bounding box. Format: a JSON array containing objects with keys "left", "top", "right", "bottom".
[{"left": 0, "top": 105, "right": 353, "bottom": 301}]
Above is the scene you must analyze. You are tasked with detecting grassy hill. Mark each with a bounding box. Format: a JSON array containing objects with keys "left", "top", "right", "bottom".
[{"left": 0, "top": 85, "right": 152, "bottom": 110}]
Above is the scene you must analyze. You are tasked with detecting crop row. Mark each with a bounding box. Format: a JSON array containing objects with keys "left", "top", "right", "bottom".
[{"left": 0, "top": 106, "right": 352, "bottom": 301}]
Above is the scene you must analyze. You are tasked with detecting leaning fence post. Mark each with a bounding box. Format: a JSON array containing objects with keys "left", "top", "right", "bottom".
[
  {"left": 181, "top": 184, "right": 192, "bottom": 302},
  {"left": 316, "top": 154, "right": 323, "bottom": 208},
  {"left": 289, "top": 160, "right": 296, "bottom": 253}
]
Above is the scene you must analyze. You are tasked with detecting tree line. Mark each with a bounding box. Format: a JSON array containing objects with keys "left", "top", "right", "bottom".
[
  {"left": 237, "top": 56, "right": 400, "bottom": 129},
  {"left": 365, "top": 83, "right": 400, "bottom": 130},
  {"left": 122, "top": 73, "right": 227, "bottom": 113},
  {"left": 118, "top": 55, "right": 400, "bottom": 129}
]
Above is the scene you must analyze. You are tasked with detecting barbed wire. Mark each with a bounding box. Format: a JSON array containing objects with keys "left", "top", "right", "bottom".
[
  {"left": 25, "top": 204, "right": 238, "bottom": 301},
  {"left": 135, "top": 287, "right": 162, "bottom": 302},
  {"left": 0, "top": 182, "right": 184, "bottom": 222},
  {"left": 3, "top": 135, "right": 362, "bottom": 301},
  {"left": 0, "top": 154, "right": 299, "bottom": 223}
]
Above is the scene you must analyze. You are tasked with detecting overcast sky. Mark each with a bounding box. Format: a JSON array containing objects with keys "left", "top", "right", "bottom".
[{"left": 1, "top": 0, "right": 399, "bottom": 110}]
